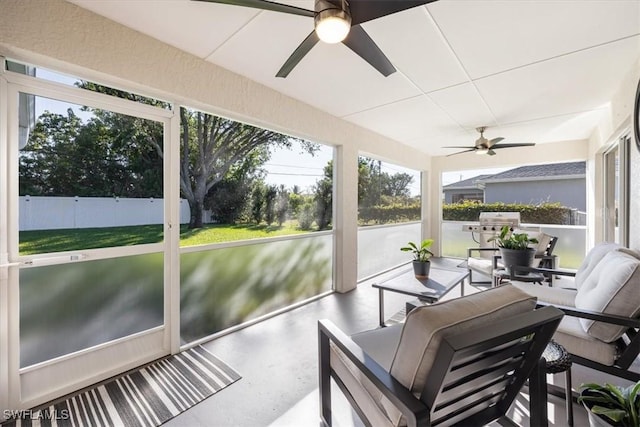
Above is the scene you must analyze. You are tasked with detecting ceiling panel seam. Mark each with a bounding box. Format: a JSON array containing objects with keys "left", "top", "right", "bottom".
[
  {"left": 471, "top": 33, "right": 640, "bottom": 82},
  {"left": 204, "top": 9, "right": 263, "bottom": 61},
  {"left": 497, "top": 107, "right": 611, "bottom": 128},
  {"left": 422, "top": 4, "right": 498, "bottom": 129}
]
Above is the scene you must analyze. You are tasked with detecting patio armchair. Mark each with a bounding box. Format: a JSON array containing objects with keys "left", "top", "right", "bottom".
[
  {"left": 510, "top": 242, "right": 640, "bottom": 384},
  {"left": 467, "top": 230, "right": 558, "bottom": 285},
  {"left": 318, "top": 285, "right": 563, "bottom": 427}
]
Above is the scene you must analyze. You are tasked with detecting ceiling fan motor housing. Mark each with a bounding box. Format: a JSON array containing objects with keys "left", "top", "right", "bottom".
[{"left": 314, "top": 0, "right": 352, "bottom": 43}]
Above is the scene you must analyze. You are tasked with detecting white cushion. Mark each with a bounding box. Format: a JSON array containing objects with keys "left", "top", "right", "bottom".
[
  {"left": 575, "top": 251, "right": 640, "bottom": 342},
  {"left": 330, "top": 342, "right": 394, "bottom": 427},
  {"left": 531, "top": 231, "right": 552, "bottom": 256},
  {"left": 511, "top": 281, "right": 577, "bottom": 307},
  {"left": 467, "top": 257, "right": 497, "bottom": 276},
  {"left": 553, "top": 316, "right": 619, "bottom": 366},
  {"left": 329, "top": 324, "right": 404, "bottom": 427},
  {"left": 383, "top": 285, "right": 537, "bottom": 426},
  {"left": 574, "top": 242, "right": 622, "bottom": 287},
  {"left": 351, "top": 324, "right": 403, "bottom": 370},
  {"left": 619, "top": 247, "right": 640, "bottom": 259}
]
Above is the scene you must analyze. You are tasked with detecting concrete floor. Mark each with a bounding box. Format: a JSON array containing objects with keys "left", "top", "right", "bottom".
[{"left": 165, "top": 259, "right": 609, "bottom": 427}]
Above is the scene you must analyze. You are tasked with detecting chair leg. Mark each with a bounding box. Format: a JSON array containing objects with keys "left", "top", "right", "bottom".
[
  {"left": 319, "top": 329, "right": 332, "bottom": 427},
  {"left": 528, "top": 358, "right": 548, "bottom": 427},
  {"left": 565, "top": 368, "right": 573, "bottom": 427}
]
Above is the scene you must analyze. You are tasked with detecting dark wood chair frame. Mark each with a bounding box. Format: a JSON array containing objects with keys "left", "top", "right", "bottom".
[
  {"left": 467, "top": 235, "right": 558, "bottom": 286},
  {"left": 318, "top": 306, "right": 563, "bottom": 427},
  {"left": 517, "top": 265, "right": 640, "bottom": 383}
]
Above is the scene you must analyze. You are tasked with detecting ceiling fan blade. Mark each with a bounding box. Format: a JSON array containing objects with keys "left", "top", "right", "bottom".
[
  {"left": 488, "top": 137, "right": 504, "bottom": 147},
  {"left": 276, "top": 31, "right": 320, "bottom": 78},
  {"left": 487, "top": 149, "right": 497, "bottom": 156},
  {"left": 442, "top": 146, "right": 476, "bottom": 149},
  {"left": 192, "top": 0, "right": 314, "bottom": 17},
  {"left": 342, "top": 25, "right": 396, "bottom": 77},
  {"left": 347, "top": 0, "right": 438, "bottom": 25},
  {"left": 446, "top": 148, "right": 476, "bottom": 157},
  {"left": 492, "top": 143, "right": 536, "bottom": 149}
]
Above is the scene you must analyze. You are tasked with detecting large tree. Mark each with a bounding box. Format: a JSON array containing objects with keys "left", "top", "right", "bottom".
[
  {"left": 314, "top": 162, "right": 333, "bottom": 230},
  {"left": 66, "top": 82, "right": 319, "bottom": 229},
  {"left": 19, "top": 108, "right": 163, "bottom": 198},
  {"left": 179, "top": 109, "right": 302, "bottom": 228},
  {"left": 357, "top": 157, "right": 415, "bottom": 207}
]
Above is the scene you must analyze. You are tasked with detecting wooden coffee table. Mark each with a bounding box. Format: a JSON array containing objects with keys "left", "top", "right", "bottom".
[{"left": 372, "top": 267, "right": 469, "bottom": 326}]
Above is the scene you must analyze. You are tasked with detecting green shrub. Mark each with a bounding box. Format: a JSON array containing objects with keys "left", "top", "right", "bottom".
[
  {"left": 358, "top": 203, "right": 420, "bottom": 225},
  {"left": 442, "top": 201, "right": 573, "bottom": 225},
  {"left": 298, "top": 202, "right": 315, "bottom": 230}
]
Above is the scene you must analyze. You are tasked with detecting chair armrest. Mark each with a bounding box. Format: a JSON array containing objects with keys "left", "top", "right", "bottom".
[
  {"left": 318, "top": 320, "right": 430, "bottom": 427},
  {"left": 467, "top": 247, "right": 499, "bottom": 258},
  {"left": 535, "top": 302, "right": 640, "bottom": 328},
  {"left": 535, "top": 254, "right": 558, "bottom": 269},
  {"left": 510, "top": 265, "right": 576, "bottom": 277}
]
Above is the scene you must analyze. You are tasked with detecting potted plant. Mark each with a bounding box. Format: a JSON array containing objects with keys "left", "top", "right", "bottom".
[
  {"left": 578, "top": 381, "right": 640, "bottom": 427},
  {"left": 401, "top": 239, "right": 434, "bottom": 279},
  {"left": 488, "top": 225, "right": 538, "bottom": 275}
]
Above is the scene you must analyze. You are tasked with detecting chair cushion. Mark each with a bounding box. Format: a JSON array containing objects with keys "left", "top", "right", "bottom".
[
  {"left": 552, "top": 316, "right": 619, "bottom": 366},
  {"left": 531, "top": 231, "right": 552, "bottom": 256},
  {"left": 466, "top": 256, "right": 495, "bottom": 276},
  {"left": 619, "top": 247, "right": 640, "bottom": 259},
  {"left": 574, "top": 242, "right": 622, "bottom": 287},
  {"left": 533, "top": 232, "right": 553, "bottom": 268},
  {"left": 511, "top": 281, "right": 577, "bottom": 307},
  {"left": 351, "top": 323, "right": 403, "bottom": 370},
  {"left": 575, "top": 250, "right": 640, "bottom": 342},
  {"left": 382, "top": 285, "right": 537, "bottom": 426},
  {"left": 329, "top": 324, "right": 404, "bottom": 427},
  {"left": 330, "top": 342, "right": 394, "bottom": 427}
]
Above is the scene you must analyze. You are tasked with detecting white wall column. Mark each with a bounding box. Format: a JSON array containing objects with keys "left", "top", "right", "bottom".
[
  {"left": 333, "top": 144, "right": 358, "bottom": 293},
  {"left": 421, "top": 168, "right": 437, "bottom": 254},
  {"left": 429, "top": 162, "right": 443, "bottom": 257}
]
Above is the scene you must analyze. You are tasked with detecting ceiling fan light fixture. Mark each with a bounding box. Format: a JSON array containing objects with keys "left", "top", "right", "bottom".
[
  {"left": 475, "top": 148, "right": 489, "bottom": 155},
  {"left": 314, "top": 7, "right": 351, "bottom": 43}
]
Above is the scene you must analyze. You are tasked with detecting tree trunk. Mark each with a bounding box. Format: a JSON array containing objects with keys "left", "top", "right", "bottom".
[{"left": 189, "top": 199, "right": 204, "bottom": 229}]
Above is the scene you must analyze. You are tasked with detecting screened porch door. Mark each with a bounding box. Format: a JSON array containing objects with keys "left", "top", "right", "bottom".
[{"left": 1, "top": 68, "right": 179, "bottom": 410}]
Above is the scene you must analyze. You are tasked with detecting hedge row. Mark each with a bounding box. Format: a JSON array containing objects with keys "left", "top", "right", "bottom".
[
  {"left": 358, "top": 204, "right": 420, "bottom": 225},
  {"left": 443, "top": 201, "right": 574, "bottom": 225}
]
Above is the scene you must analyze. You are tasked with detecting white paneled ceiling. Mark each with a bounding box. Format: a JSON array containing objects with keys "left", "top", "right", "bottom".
[{"left": 69, "top": 0, "right": 640, "bottom": 156}]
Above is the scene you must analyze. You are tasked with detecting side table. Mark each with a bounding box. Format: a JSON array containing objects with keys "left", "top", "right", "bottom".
[
  {"left": 543, "top": 341, "right": 573, "bottom": 426},
  {"left": 493, "top": 268, "right": 546, "bottom": 287}
]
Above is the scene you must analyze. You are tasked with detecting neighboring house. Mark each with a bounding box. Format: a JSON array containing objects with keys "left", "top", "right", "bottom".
[
  {"left": 443, "top": 161, "right": 586, "bottom": 211},
  {"left": 442, "top": 174, "right": 491, "bottom": 204}
]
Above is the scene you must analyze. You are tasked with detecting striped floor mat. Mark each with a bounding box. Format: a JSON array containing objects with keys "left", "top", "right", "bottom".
[{"left": 4, "top": 345, "right": 241, "bottom": 427}]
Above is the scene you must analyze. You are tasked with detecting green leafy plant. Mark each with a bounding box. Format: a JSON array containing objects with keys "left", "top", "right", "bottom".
[
  {"left": 488, "top": 225, "right": 538, "bottom": 250},
  {"left": 578, "top": 382, "right": 640, "bottom": 426},
  {"left": 400, "top": 239, "right": 434, "bottom": 262}
]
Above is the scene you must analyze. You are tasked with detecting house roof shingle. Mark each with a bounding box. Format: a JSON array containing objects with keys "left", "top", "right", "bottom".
[
  {"left": 443, "top": 174, "right": 492, "bottom": 190},
  {"left": 443, "top": 161, "right": 586, "bottom": 191},
  {"left": 481, "top": 161, "right": 585, "bottom": 182}
]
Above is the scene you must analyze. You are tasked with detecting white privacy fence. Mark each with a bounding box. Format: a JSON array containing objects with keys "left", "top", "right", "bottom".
[{"left": 19, "top": 196, "right": 191, "bottom": 231}]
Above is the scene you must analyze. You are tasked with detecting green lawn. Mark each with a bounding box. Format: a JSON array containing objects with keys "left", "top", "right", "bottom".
[{"left": 19, "top": 222, "right": 312, "bottom": 255}]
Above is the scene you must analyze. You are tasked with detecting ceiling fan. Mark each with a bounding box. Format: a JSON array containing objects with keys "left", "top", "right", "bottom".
[
  {"left": 193, "top": 0, "right": 437, "bottom": 77},
  {"left": 444, "top": 127, "right": 536, "bottom": 157}
]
